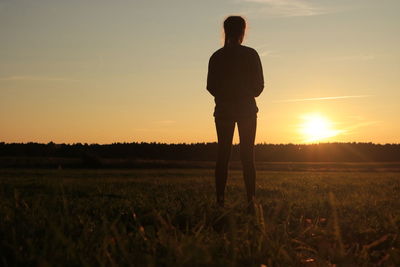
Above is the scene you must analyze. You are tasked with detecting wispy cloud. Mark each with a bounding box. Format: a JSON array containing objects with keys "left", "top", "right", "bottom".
[
  {"left": 259, "top": 49, "right": 281, "bottom": 58},
  {"left": 241, "top": 0, "right": 328, "bottom": 17},
  {"left": 325, "top": 54, "right": 376, "bottom": 62},
  {"left": 0, "top": 75, "right": 79, "bottom": 82},
  {"left": 344, "top": 121, "right": 381, "bottom": 132},
  {"left": 275, "top": 95, "right": 372, "bottom": 103},
  {"left": 337, "top": 120, "right": 381, "bottom": 139},
  {"left": 253, "top": 44, "right": 281, "bottom": 58}
]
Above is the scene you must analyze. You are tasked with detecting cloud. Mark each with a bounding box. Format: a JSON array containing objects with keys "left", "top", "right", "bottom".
[
  {"left": 253, "top": 44, "right": 281, "bottom": 58},
  {"left": 275, "top": 95, "right": 372, "bottom": 103},
  {"left": 331, "top": 116, "right": 381, "bottom": 138},
  {"left": 0, "top": 75, "right": 79, "bottom": 82},
  {"left": 259, "top": 49, "right": 281, "bottom": 58},
  {"left": 241, "top": 0, "right": 327, "bottom": 17},
  {"left": 325, "top": 54, "right": 376, "bottom": 62},
  {"left": 336, "top": 120, "right": 381, "bottom": 140},
  {"left": 343, "top": 121, "right": 381, "bottom": 132}
]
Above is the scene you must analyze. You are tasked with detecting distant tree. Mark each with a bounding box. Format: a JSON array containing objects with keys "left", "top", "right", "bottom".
[{"left": 0, "top": 142, "right": 399, "bottom": 162}]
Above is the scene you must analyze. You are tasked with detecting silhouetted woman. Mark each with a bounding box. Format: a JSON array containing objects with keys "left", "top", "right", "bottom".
[{"left": 207, "top": 16, "right": 264, "bottom": 208}]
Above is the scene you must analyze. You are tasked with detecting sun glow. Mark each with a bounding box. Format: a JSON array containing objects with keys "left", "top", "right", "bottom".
[{"left": 299, "top": 113, "right": 342, "bottom": 143}]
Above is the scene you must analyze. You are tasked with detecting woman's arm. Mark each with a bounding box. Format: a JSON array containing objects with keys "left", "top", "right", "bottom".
[
  {"left": 206, "top": 56, "right": 217, "bottom": 97},
  {"left": 253, "top": 51, "right": 264, "bottom": 97}
]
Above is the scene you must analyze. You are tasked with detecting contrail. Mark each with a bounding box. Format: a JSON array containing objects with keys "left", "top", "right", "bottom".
[{"left": 275, "top": 95, "right": 372, "bottom": 103}]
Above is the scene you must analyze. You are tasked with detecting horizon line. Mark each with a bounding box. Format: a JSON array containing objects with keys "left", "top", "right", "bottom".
[{"left": 1, "top": 141, "right": 398, "bottom": 146}]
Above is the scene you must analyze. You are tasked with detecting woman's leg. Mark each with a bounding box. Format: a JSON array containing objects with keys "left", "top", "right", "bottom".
[
  {"left": 215, "top": 118, "right": 235, "bottom": 206},
  {"left": 237, "top": 117, "right": 257, "bottom": 204}
]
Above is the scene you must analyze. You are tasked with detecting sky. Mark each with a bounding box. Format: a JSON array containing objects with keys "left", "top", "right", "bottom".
[{"left": 1, "top": 0, "right": 399, "bottom": 144}]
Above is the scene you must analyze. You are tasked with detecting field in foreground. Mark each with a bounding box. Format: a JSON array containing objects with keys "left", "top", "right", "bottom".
[{"left": 0, "top": 169, "right": 399, "bottom": 266}]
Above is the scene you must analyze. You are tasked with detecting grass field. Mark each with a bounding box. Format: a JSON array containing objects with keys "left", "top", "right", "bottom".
[{"left": 0, "top": 168, "right": 399, "bottom": 266}]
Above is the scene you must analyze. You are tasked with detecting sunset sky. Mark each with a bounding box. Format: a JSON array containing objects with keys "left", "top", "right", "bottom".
[{"left": 1, "top": 0, "right": 399, "bottom": 144}]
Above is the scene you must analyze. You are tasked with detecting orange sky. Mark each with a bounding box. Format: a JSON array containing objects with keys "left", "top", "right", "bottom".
[{"left": 1, "top": 0, "right": 399, "bottom": 144}]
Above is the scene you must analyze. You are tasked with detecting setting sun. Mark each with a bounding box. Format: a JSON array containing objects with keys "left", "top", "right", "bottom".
[{"left": 299, "top": 113, "right": 342, "bottom": 143}]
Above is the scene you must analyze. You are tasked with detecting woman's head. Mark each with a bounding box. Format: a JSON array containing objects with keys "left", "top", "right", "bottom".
[{"left": 224, "top": 16, "right": 246, "bottom": 46}]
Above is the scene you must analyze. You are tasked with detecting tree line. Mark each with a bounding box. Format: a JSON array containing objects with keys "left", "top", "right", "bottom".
[{"left": 0, "top": 142, "right": 399, "bottom": 162}]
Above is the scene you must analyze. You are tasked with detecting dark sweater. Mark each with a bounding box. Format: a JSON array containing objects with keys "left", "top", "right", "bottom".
[{"left": 207, "top": 44, "right": 264, "bottom": 120}]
